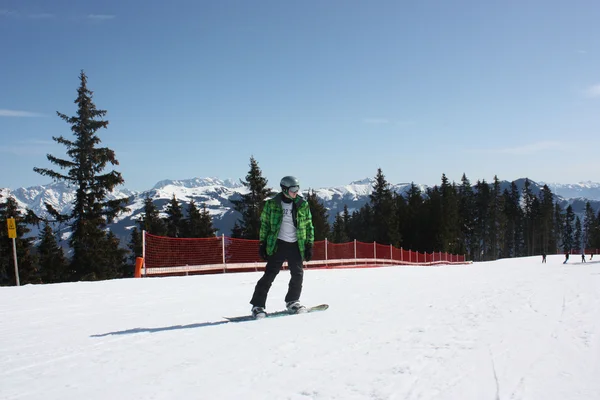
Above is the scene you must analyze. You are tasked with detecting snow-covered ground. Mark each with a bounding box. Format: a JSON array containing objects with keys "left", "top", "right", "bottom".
[{"left": 1, "top": 255, "right": 599, "bottom": 400}]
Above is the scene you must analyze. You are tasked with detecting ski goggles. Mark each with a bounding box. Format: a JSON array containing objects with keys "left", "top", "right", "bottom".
[{"left": 287, "top": 185, "right": 300, "bottom": 193}]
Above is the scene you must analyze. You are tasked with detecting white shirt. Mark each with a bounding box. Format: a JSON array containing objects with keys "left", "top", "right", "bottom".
[{"left": 277, "top": 201, "right": 297, "bottom": 242}]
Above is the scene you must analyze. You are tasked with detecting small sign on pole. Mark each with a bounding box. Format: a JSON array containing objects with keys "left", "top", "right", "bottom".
[
  {"left": 7, "top": 217, "right": 17, "bottom": 239},
  {"left": 6, "top": 218, "right": 19, "bottom": 286}
]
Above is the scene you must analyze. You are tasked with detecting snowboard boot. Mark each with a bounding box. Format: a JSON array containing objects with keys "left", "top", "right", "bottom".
[
  {"left": 251, "top": 306, "right": 267, "bottom": 319},
  {"left": 286, "top": 301, "right": 307, "bottom": 314}
]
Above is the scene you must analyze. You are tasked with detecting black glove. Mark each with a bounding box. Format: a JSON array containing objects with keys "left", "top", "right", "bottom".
[
  {"left": 259, "top": 242, "right": 268, "bottom": 261},
  {"left": 304, "top": 244, "right": 313, "bottom": 262}
]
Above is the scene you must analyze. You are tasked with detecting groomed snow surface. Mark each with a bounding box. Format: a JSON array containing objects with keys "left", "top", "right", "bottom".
[{"left": 1, "top": 255, "right": 599, "bottom": 400}]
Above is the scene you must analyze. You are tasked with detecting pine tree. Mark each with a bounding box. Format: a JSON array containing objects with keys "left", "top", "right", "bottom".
[
  {"left": 103, "top": 231, "right": 128, "bottom": 278},
  {"left": 128, "top": 226, "right": 142, "bottom": 263},
  {"left": 505, "top": 181, "right": 525, "bottom": 257},
  {"left": 594, "top": 210, "right": 600, "bottom": 250},
  {"left": 423, "top": 185, "right": 443, "bottom": 252},
  {"left": 306, "top": 190, "right": 330, "bottom": 241},
  {"left": 0, "top": 197, "right": 40, "bottom": 285},
  {"left": 554, "top": 202, "right": 565, "bottom": 253},
  {"left": 165, "top": 194, "right": 184, "bottom": 237},
  {"left": 369, "top": 168, "right": 400, "bottom": 245},
  {"left": 342, "top": 205, "right": 352, "bottom": 240},
  {"left": 458, "top": 174, "right": 476, "bottom": 259},
  {"left": 488, "top": 176, "right": 505, "bottom": 259},
  {"left": 185, "top": 200, "right": 203, "bottom": 238},
  {"left": 331, "top": 213, "right": 349, "bottom": 243},
  {"left": 474, "top": 180, "right": 491, "bottom": 261},
  {"left": 38, "top": 222, "right": 69, "bottom": 283},
  {"left": 129, "top": 197, "right": 167, "bottom": 263},
  {"left": 522, "top": 179, "right": 537, "bottom": 256},
  {"left": 138, "top": 197, "right": 167, "bottom": 236},
  {"left": 583, "top": 202, "right": 595, "bottom": 251},
  {"left": 440, "top": 174, "right": 460, "bottom": 253},
  {"left": 574, "top": 216, "right": 582, "bottom": 252},
  {"left": 198, "top": 203, "right": 217, "bottom": 237},
  {"left": 562, "top": 205, "right": 575, "bottom": 252},
  {"left": 230, "top": 156, "right": 271, "bottom": 239},
  {"left": 539, "top": 185, "right": 556, "bottom": 254},
  {"left": 349, "top": 204, "right": 374, "bottom": 243},
  {"left": 402, "top": 183, "right": 423, "bottom": 251},
  {"left": 33, "top": 71, "right": 128, "bottom": 281}
]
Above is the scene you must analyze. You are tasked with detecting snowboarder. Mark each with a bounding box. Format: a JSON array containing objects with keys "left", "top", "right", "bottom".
[
  {"left": 563, "top": 252, "right": 569, "bottom": 264},
  {"left": 542, "top": 253, "right": 547, "bottom": 263},
  {"left": 249, "top": 176, "right": 314, "bottom": 319}
]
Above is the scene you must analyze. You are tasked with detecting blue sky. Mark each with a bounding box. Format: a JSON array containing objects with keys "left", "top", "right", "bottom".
[{"left": 2, "top": 1, "right": 600, "bottom": 192}]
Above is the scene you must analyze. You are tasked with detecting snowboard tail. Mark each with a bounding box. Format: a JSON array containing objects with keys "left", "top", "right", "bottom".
[{"left": 224, "top": 304, "right": 328, "bottom": 323}]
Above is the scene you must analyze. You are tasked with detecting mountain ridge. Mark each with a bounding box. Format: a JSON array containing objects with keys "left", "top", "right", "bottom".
[{"left": 2, "top": 177, "right": 600, "bottom": 242}]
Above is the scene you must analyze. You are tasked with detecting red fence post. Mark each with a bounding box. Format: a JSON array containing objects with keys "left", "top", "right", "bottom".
[{"left": 222, "top": 234, "right": 227, "bottom": 273}]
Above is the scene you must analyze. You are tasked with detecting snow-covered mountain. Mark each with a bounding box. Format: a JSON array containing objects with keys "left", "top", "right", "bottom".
[
  {"left": 1, "top": 177, "right": 599, "bottom": 244},
  {"left": 539, "top": 181, "right": 600, "bottom": 201}
]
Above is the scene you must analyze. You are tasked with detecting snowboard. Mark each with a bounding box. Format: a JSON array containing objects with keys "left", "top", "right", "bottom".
[{"left": 224, "top": 304, "right": 329, "bottom": 323}]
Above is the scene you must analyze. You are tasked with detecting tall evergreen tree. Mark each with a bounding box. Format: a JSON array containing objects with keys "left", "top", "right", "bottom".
[
  {"left": 509, "top": 182, "right": 525, "bottom": 257},
  {"left": 330, "top": 213, "right": 349, "bottom": 243},
  {"left": 230, "top": 156, "right": 271, "bottom": 239},
  {"left": 458, "top": 174, "right": 476, "bottom": 259},
  {"left": 522, "top": 179, "right": 537, "bottom": 256},
  {"left": 562, "top": 205, "right": 575, "bottom": 252},
  {"left": 583, "top": 202, "right": 595, "bottom": 251},
  {"left": 402, "top": 183, "right": 423, "bottom": 251},
  {"left": 342, "top": 205, "right": 352, "bottom": 241},
  {"left": 553, "top": 202, "right": 565, "bottom": 253},
  {"left": 349, "top": 204, "right": 374, "bottom": 243},
  {"left": 442, "top": 176, "right": 460, "bottom": 253},
  {"left": 33, "top": 71, "right": 128, "bottom": 281},
  {"left": 369, "top": 168, "right": 400, "bottom": 245},
  {"left": 38, "top": 222, "right": 69, "bottom": 283},
  {"left": 128, "top": 226, "right": 143, "bottom": 263},
  {"left": 197, "top": 203, "right": 217, "bottom": 238},
  {"left": 473, "top": 180, "right": 491, "bottom": 260},
  {"left": 185, "top": 200, "right": 208, "bottom": 238},
  {"left": 423, "top": 185, "right": 443, "bottom": 252},
  {"left": 539, "top": 185, "right": 556, "bottom": 254},
  {"left": 103, "top": 231, "right": 128, "bottom": 278},
  {"left": 165, "top": 194, "right": 184, "bottom": 237},
  {"left": 306, "top": 190, "right": 330, "bottom": 241},
  {"left": 129, "top": 196, "right": 167, "bottom": 262},
  {"left": 574, "top": 216, "right": 582, "bottom": 252},
  {"left": 138, "top": 197, "right": 167, "bottom": 236},
  {"left": 488, "top": 176, "right": 504, "bottom": 259},
  {"left": 594, "top": 210, "right": 600, "bottom": 250}
]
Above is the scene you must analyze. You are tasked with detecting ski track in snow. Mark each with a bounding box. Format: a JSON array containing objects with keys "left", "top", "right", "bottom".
[{"left": 1, "top": 255, "right": 599, "bottom": 400}]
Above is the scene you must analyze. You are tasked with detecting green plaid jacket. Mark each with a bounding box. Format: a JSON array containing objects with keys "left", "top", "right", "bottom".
[{"left": 259, "top": 193, "right": 314, "bottom": 260}]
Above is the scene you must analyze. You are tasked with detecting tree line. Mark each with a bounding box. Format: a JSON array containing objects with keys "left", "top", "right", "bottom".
[
  {"left": 227, "top": 164, "right": 600, "bottom": 262},
  {"left": 2, "top": 72, "right": 600, "bottom": 286}
]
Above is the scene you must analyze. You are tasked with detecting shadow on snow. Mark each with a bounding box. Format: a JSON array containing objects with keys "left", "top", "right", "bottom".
[{"left": 90, "top": 320, "right": 229, "bottom": 337}]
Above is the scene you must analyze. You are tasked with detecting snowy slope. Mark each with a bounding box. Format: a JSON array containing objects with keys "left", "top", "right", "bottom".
[{"left": 1, "top": 255, "right": 599, "bottom": 400}]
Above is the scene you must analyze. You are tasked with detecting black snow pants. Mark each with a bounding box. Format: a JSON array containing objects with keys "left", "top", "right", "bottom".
[{"left": 250, "top": 239, "right": 304, "bottom": 308}]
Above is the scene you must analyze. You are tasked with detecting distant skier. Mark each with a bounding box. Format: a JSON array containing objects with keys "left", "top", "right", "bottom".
[
  {"left": 563, "top": 252, "right": 569, "bottom": 264},
  {"left": 249, "top": 176, "right": 314, "bottom": 319},
  {"left": 541, "top": 253, "right": 547, "bottom": 263},
  {"left": 582, "top": 253, "right": 586, "bottom": 263}
]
